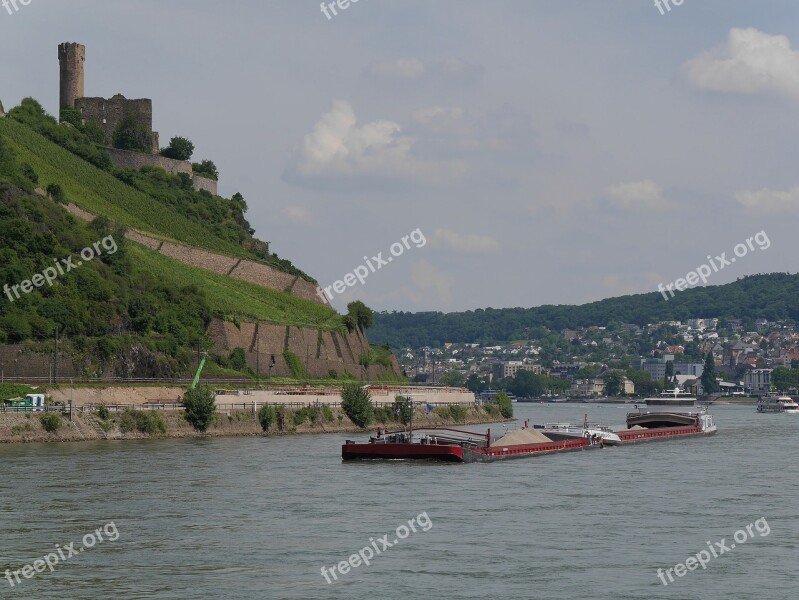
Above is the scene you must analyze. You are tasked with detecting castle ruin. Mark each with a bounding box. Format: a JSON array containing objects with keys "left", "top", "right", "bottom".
[{"left": 58, "top": 42, "right": 159, "bottom": 154}]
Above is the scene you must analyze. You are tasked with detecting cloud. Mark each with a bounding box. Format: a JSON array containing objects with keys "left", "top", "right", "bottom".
[
  {"left": 363, "top": 58, "right": 484, "bottom": 85},
  {"left": 432, "top": 228, "right": 499, "bottom": 253},
  {"left": 736, "top": 185, "right": 799, "bottom": 212},
  {"left": 284, "top": 100, "right": 466, "bottom": 189},
  {"left": 684, "top": 28, "right": 799, "bottom": 100},
  {"left": 606, "top": 180, "right": 664, "bottom": 210},
  {"left": 281, "top": 205, "right": 313, "bottom": 223}
]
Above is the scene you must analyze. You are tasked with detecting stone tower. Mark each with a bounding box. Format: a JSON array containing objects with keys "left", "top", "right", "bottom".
[{"left": 58, "top": 42, "right": 85, "bottom": 109}]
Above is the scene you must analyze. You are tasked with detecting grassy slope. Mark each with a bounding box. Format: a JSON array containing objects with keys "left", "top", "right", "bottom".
[
  {"left": 0, "top": 118, "right": 256, "bottom": 259},
  {"left": 132, "top": 244, "right": 341, "bottom": 330}
]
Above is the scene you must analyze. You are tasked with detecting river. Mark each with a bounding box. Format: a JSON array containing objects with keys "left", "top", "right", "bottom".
[{"left": 0, "top": 403, "right": 795, "bottom": 599}]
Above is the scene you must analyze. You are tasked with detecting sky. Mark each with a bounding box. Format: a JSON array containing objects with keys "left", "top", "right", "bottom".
[{"left": 2, "top": 0, "right": 798, "bottom": 313}]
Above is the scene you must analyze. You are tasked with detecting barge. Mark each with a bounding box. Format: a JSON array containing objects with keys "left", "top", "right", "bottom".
[
  {"left": 342, "top": 426, "right": 602, "bottom": 463},
  {"left": 616, "top": 397, "right": 717, "bottom": 444}
]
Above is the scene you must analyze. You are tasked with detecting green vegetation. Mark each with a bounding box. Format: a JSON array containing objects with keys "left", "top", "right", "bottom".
[
  {"left": 192, "top": 160, "right": 218, "bottom": 181},
  {"left": 182, "top": 386, "right": 216, "bottom": 432},
  {"left": 359, "top": 345, "right": 392, "bottom": 368},
  {"left": 0, "top": 384, "right": 35, "bottom": 402},
  {"left": 322, "top": 405, "right": 334, "bottom": 422},
  {"left": 112, "top": 114, "right": 152, "bottom": 153},
  {"left": 283, "top": 351, "right": 306, "bottom": 379},
  {"left": 496, "top": 392, "right": 513, "bottom": 419},
  {"left": 292, "top": 406, "right": 321, "bottom": 426},
  {"left": 96, "top": 403, "right": 111, "bottom": 421},
  {"left": 2, "top": 100, "right": 312, "bottom": 279},
  {"left": 258, "top": 404, "right": 277, "bottom": 431},
  {"left": 119, "top": 409, "right": 167, "bottom": 434},
  {"left": 341, "top": 383, "right": 373, "bottom": 428},
  {"left": 772, "top": 367, "right": 799, "bottom": 392},
  {"left": 160, "top": 136, "right": 194, "bottom": 161},
  {"left": 370, "top": 274, "right": 799, "bottom": 347},
  {"left": 603, "top": 370, "right": 626, "bottom": 397},
  {"left": 39, "top": 413, "right": 62, "bottom": 433},
  {"left": 700, "top": 352, "right": 720, "bottom": 394}
]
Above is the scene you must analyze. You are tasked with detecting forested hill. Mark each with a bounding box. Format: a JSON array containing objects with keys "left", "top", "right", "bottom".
[{"left": 369, "top": 273, "right": 799, "bottom": 348}]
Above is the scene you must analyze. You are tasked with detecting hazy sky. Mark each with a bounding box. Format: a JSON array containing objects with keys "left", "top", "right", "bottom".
[{"left": 3, "top": 1, "right": 798, "bottom": 312}]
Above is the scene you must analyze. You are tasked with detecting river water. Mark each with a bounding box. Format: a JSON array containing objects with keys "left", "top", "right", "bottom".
[{"left": 1, "top": 404, "right": 796, "bottom": 599}]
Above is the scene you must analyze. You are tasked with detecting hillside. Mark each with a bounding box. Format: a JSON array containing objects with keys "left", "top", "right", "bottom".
[
  {"left": 0, "top": 101, "right": 399, "bottom": 382},
  {"left": 369, "top": 273, "right": 799, "bottom": 347}
]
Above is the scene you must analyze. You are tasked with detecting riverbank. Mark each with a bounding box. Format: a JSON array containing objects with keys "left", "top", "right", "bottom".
[{"left": 0, "top": 404, "right": 508, "bottom": 444}]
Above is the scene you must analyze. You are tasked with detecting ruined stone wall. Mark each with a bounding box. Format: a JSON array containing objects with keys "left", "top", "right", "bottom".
[
  {"left": 191, "top": 175, "right": 218, "bottom": 195},
  {"left": 106, "top": 148, "right": 192, "bottom": 176},
  {"left": 76, "top": 95, "right": 158, "bottom": 153}
]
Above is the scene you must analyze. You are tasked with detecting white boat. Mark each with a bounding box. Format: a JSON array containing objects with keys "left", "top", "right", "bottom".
[
  {"left": 757, "top": 396, "right": 799, "bottom": 414},
  {"left": 536, "top": 416, "right": 622, "bottom": 446}
]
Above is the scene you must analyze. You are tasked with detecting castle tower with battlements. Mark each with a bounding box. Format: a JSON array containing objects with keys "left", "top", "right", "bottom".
[
  {"left": 58, "top": 42, "right": 159, "bottom": 154},
  {"left": 58, "top": 42, "right": 85, "bottom": 109}
]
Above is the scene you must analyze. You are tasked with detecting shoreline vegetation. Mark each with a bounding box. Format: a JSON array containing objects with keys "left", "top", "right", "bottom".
[{"left": 0, "top": 404, "right": 509, "bottom": 445}]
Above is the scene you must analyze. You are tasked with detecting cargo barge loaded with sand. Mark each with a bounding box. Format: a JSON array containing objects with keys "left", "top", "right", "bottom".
[{"left": 342, "top": 405, "right": 717, "bottom": 463}]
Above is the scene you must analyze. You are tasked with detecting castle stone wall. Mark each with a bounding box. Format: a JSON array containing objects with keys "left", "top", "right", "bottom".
[
  {"left": 106, "top": 147, "right": 192, "bottom": 175},
  {"left": 191, "top": 175, "right": 218, "bottom": 195},
  {"left": 58, "top": 42, "right": 85, "bottom": 109},
  {"left": 76, "top": 95, "right": 158, "bottom": 153}
]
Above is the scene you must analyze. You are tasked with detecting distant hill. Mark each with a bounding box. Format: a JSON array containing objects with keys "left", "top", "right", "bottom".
[{"left": 369, "top": 273, "right": 799, "bottom": 348}]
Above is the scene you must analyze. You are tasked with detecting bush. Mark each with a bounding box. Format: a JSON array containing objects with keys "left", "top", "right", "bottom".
[
  {"left": 229, "top": 347, "right": 247, "bottom": 371},
  {"left": 39, "top": 413, "right": 62, "bottom": 433},
  {"left": 283, "top": 351, "right": 305, "bottom": 379},
  {"left": 340, "top": 383, "right": 373, "bottom": 428},
  {"left": 96, "top": 403, "right": 110, "bottom": 420},
  {"left": 395, "top": 395, "right": 412, "bottom": 425},
  {"left": 192, "top": 159, "right": 219, "bottom": 180},
  {"left": 160, "top": 136, "right": 194, "bottom": 161},
  {"left": 182, "top": 386, "right": 216, "bottom": 432},
  {"left": 20, "top": 163, "right": 38, "bottom": 183},
  {"left": 449, "top": 405, "right": 467, "bottom": 422},
  {"left": 258, "top": 404, "right": 277, "bottom": 432},
  {"left": 292, "top": 406, "right": 320, "bottom": 426},
  {"left": 119, "top": 409, "right": 167, "bottom": 434},
  {"left": 45, "top": 182, "right": 66, "bottom": 204},
  {"left": 373, "top": 406, "right": 394, "bottom": 423},
  {"left": 496, "top": 392, "right": 514, "bottom": 419},
  {"left": 322, "top": 405, "right": 334, "bottom": 422}
]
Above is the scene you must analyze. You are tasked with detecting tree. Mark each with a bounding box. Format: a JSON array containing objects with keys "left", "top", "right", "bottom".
[
  {"left": 341, "top": 383, "right": 373, "bottom": 428},
  {"left": 495, "top": 392, "right": 513, "bottom": 419},
  {"left": 112, "top": 114, "right": 152, "bottom": 152},
  {"left": 507, "top": 370, "right": 547, "bottom": 398},
  {"left": 603, "top": 370, "right": 626, "bottom": 397},
  {"left": 182, "top": 386, "right": 216, "bottom": 432},
  {"left": 439, "top": 370, "right": 465, "bottom": 387},
  {"left": 160, "top": 136, "right": 195, "bottom": 161},
  {"left": 192, "top": 159, "right": 219, "bottom": 180},
  {"left": 258, "top": 405, "right": 277, "bottom": 432},
  {"left": 347, "top": 301, "right": 374, "bottom": 330},
  {"left": 664, "top": 360, "right": 674, "bottom": 387},
  {"left": 771, "top": 367, "right": 799, "bottom": 392},
  {"left": 229, "top": 347, "right": 247, "bottom": 371},
  {"left": 465, "top": 374, "right": 487, "bottom": 394},
  {"left": 626, "top": 369, "right": 656, "bottom": 396},
  {"left": 700, "top": 352, "right": 720, "bottom": 394}
]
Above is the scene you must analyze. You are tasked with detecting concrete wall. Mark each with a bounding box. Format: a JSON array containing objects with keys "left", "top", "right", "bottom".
[{"left": 216, "top": 387, "right": 476, "bottom": 406}]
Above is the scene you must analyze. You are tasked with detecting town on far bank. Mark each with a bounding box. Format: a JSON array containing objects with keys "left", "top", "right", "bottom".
[{"left": 398, "top": 317, "right": 799, "bottom": 401}]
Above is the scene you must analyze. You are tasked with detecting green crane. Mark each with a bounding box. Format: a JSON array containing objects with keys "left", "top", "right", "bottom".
[{"left": 191, "top": 352, "right": 208, "bottom": 390}]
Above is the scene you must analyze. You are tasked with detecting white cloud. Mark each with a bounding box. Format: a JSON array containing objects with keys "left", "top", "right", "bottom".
[
  {"left": 736, "top": 185, "right": 799, "bottom": 212},
  {"left": 281, "top": 205, "right": 313, "bottom": 223},
  {"left": 432, "top": 228, "right": 499, "bottom": 253},
  {"left": 284, "top": 100, "right": 466, "bottom": 188},
  {"left": 684, "top": 28, "right": 799, "bottom": 100},
  {"left": 606, "top": 180, "right": 664, "bottom": 210}
]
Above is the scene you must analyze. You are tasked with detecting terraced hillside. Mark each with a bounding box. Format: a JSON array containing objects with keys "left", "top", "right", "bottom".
[{"left": 0, "top": 102, "right": 400, "bottom": 382}]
